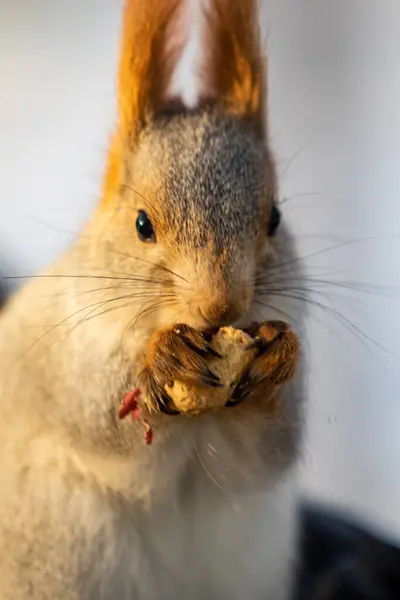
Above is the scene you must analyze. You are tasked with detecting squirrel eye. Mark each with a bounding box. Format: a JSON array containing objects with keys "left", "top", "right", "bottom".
[
  {"left": 136, "top": 210, "right": 156, "bottom": 243},
  {"left": 268, "top": 205, "right": 281, "bottom": 236}
]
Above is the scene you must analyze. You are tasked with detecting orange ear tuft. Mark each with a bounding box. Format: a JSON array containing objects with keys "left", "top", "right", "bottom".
[
  {"left": 118, "top": 0, "right": 184, "bottom": 140},
  {"left": 201, "top": 0, "right": 266, "bottom": 136},
  {"left": 102, "top": 0, "right": 184, "bottom": 203}
]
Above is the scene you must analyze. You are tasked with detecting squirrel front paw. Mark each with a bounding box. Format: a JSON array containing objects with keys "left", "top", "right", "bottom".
[
  {"left": 137, "top": 324, "right": 222, "bottom": 414},
  {"left": 228, "top": 321, "right": 300, "bottom": 407}
]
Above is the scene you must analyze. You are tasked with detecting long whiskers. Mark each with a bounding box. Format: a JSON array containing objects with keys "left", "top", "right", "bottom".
[
  {"left": 20, "top": 290, "right": 178, "bottom": 359},
  {"left": 253, "top": 299, "right": 303, "bottom": 329},
  {"left": 257, "top": 286, "right": 399, "bottom": 361},
  {"left": 266, "top": 234, "right": 400, "bottom": 275},
  {"left": 193, "top": 440, "right": 229, "bottom": 495},
  {"left": 255, "top": 275, "right": 399, "bottom": 300}
]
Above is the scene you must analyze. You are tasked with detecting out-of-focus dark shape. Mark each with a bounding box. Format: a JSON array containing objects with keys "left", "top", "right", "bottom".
[
  {"left": 0, "top": 277, "right": 7, "bottom": 309},
  {"left": 295, "top": 503, "right": 400, "bottom": 600}
]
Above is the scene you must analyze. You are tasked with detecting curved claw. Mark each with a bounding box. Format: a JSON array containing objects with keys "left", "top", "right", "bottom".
[
  {"left": 157, "top": 398, "right": 180, "bottom": 415},
  {"left": 138, "top": 324, "right": 224, "bottom": 413},
  {"left": 227, "top": 372, "right": 263, "bottom": 407},
  {"left": 173, "top": 325, "right": 222, "bottom": 359},
  {"left": 227, "top": 321, "right": 299, "bottom": 407}
]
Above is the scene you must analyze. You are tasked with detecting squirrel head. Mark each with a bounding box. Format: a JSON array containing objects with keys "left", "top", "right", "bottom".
[{"left": 96, "top": 0, "right": 281, "bottom": 330}]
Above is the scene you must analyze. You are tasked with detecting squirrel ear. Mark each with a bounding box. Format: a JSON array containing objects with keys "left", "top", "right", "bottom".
[
  {"left": 199, "top": 0, "right": 267, "bottom": 137},
  {"left": 102, "top": 0, "right": 184, "bottom": 203},
  {"left": 118, "top": 0, "right": 185, "bottom": 140}
]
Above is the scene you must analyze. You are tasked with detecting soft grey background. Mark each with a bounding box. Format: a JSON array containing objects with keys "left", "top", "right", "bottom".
[{"left": 1, "top": 1, "right": 399, "bottom": 542}]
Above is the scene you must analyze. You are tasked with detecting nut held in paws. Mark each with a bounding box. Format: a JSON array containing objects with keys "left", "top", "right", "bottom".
[{"left": 165, "top": 327, "right": 257, "bottom": 416}]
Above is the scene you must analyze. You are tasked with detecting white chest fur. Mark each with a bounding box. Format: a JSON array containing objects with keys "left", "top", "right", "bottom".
[{"left": 81, "top": 467, "right": 298, "bottom": 600}]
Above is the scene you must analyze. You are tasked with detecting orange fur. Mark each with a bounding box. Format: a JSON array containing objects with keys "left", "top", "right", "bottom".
[
  {"left": 102, "top": 0, "right": 184, "bottom": 203},
  {"left": 201, "top": 0, "right": 266, "bottom": 136},
  {"left": 101, "top": 131, "right": 123, "bottom": 204}
]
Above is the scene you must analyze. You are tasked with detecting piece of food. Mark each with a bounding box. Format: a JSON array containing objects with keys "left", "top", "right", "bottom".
[
  {"left": 119, "top": 389, "right": 153, "bottom": 445},
  {"left": 165, "top": 327, "right": 258, "bottom": 416},
  {"left": 119, "top": 323, "right": 299, "bottom": 438}
]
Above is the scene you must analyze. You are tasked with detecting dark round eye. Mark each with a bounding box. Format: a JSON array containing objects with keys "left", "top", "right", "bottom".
[
  {"left": 268, "top": 205, "right": 281, "bottom": 236},
  {"left": 136, "top": 210, "right": 155, "bottom": 242}
]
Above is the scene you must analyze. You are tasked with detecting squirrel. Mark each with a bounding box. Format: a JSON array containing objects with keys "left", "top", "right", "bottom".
[{"left": 0, "top": 1, "right": 305, "bottom": 599}]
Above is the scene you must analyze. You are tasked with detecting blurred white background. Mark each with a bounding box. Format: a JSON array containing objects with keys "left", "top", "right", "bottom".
[{"left": 1, "top": 0, "right": 399, "bottom": 542}]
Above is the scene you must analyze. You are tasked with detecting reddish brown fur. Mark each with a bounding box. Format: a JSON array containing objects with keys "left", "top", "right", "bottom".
[
  {"left": 201, "top": 0, "right": 267, "bottom": 136},
  {"left": 102, "top": 0, "right": 185, "bottom": 204}
]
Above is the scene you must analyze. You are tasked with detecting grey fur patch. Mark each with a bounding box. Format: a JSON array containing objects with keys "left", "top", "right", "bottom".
[{"left": 130, "top": 107, "right": 275, "bottom": 254}]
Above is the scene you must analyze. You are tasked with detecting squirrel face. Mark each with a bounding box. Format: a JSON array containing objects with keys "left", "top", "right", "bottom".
[
  {"left": 95, "top": 0, "right": 283, "bottom": 332},
  {"left": 120, "top": 107, "right": 279, "bottom": 330}
]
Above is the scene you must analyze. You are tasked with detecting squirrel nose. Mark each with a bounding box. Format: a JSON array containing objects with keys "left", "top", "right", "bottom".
[{"left": 199, "top": 300, "right": 243, "bottom": 327}]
